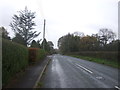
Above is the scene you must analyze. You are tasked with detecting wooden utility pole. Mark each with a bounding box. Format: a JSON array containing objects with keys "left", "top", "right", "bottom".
[{"left": 43, "top": 19, "right": 46, "bottom": 49}]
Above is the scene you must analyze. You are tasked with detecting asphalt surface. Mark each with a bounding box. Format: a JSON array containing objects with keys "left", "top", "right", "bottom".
[{"left": 41, "top": 54, "right": 119, "bottom": 88}]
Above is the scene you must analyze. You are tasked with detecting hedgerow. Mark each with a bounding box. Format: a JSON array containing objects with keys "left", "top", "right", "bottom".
[
  {"left": 67, "top": 51, "right": 118, "bottom": 61},
  {"left": 2, "top": 39, "right": 28, "bottom": 86},
  {"left": 29, "top": 48, "right": 46, "bottom": 62}
]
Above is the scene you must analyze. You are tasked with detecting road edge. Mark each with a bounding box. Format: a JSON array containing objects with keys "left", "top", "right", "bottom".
[{"left": 33, "top": 57, "right": 51, "bottom": 88}]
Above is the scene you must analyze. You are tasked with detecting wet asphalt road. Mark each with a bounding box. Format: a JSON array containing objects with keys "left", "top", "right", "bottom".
[{"left": 41, "top": 54, "right": 119, "bottom": 88}]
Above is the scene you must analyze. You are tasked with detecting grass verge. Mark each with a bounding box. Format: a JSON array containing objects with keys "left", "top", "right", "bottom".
[
  {"left": 70, "top": 55, "right": 120, "bottom": 68},
  {"left": 37, "top": 82, "right": 43, "bottom": 87}
]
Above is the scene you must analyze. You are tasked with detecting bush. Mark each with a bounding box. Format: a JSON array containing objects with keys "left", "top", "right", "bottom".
[
  {"left": 2, "top": 39, "right": 28, "bottom": 86},
  {"left": 29, "top": 48, "right": 38, "bottom": 62},
  {"left": 38, "top": 49, "right": 46, "bottom": 60},
  {"left": 29, "top": 48, "right": 46, "bottom": 62}
]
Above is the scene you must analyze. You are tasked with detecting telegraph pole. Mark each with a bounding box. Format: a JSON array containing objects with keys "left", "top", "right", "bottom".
[{"left": 43, "top": 19, "right": 46, "bottom": 49}]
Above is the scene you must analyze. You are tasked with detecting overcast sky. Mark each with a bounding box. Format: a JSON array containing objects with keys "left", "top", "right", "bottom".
[{"left": 0, "top": 0, "right": 119, "bottom": 48}]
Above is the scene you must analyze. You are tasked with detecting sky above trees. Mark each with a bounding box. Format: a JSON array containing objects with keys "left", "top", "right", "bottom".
[{"left": 0, "top": 0, "right": 119, "bottom": 48}]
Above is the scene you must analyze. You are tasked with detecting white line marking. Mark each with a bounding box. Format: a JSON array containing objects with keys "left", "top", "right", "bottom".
[
  {"left": 75, "top": 63, "right": 93, "bottom": 74},
  {"left": 115, "top": 86, "right": 120, "bottom": 90},
  {"left": 96, "top": 76, "right": 103, "bottom": 80}
]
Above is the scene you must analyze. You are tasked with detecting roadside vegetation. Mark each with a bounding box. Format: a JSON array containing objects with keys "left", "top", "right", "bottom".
[
  {"left": 2, "top": 39, "right": 28, "bottom": 86},
  {"left": 70, "top": 55, "right": 119, "bottom": 68},
  {"left": 58, "top": 29, "right": 119, "bottom": 68},
  {"left": 29, "top": 48, "right": 46, "bottom": 63},
  {"left": 1, "top": 7, "right": 55, "bottom": 87}
]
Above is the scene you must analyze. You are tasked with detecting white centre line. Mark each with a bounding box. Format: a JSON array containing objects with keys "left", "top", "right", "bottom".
[
  {"left": 75, "top": 63, "right": 93, "bottom": 74},
  {"left": 115, "top": 86, "right": 120, "bottom": 90}
]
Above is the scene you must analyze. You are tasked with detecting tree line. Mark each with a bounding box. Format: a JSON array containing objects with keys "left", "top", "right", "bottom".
[
  {"left": 58, "top": 29, "right": 119, "bottom": 54},
  {"left": 1, "top": 7, "right": 55, "bottom": 54}
]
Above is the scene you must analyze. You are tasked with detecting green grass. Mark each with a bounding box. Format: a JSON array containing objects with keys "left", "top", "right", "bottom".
[
  {"left": 70, "top": 55, "right": 120, "bottom": 68},
  {"left": 37, "top": 82, "right": 43, "bottom": 87}
]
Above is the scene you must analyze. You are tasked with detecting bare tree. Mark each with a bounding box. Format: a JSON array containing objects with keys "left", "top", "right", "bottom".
[{"left": 98, "top": 28, "right": 116, "bottom": 46}]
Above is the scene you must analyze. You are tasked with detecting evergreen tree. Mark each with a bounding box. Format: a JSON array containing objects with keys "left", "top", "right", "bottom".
[
  {"left": 30, "top": 40, "right": 41, "bottom": 48},
  {"left": 12, "top": 33, "right": 26, "bottom": 45},
  {"left": 10, "top": 7, "right": 40, "bottom": 46}
]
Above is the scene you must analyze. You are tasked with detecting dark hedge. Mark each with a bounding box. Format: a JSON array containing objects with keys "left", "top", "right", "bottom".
[{"left": 2, "top": 39, "right": 28, "bottom": 86}]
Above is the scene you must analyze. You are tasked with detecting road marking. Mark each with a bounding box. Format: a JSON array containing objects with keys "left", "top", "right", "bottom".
[
  {"left": 75, "top": 63, "right": 93, "bottom": 74},
  {"left": 115, "top": 86, "right": 120, "bottom": 90},
  {"left": 96, "top": 76, "right": 103, "bottom": 80}
]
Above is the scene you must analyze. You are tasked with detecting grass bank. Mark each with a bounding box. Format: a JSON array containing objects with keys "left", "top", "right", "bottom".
[{"left": 70, "top": 55, "right": 119, "bottom": 68}]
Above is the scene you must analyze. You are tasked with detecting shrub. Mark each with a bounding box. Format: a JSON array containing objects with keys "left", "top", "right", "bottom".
[
  {"left": 29, "top": 48, "right": 46, "bottom": 62},
  {"left": 29, "top": 48, "right": 38, "bottom": 62},
  {"left": 37, "top": 49, "right": 46, "bottom": 60},
  {"left": 2, "top": 39, "right": 28, "bottom": 86}
]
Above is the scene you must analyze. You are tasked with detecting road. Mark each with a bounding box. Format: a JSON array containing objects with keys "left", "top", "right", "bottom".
[{"left": 41, "top": 54, "right": 119, "bottom": 88}]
